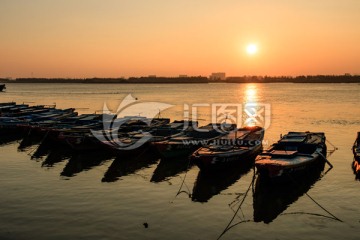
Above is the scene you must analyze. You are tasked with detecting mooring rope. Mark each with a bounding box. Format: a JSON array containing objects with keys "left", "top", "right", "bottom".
[
  {"left": 326, "top": 138, "right": 338, "bottom": 151},
  {"left": 170, "top": 156, "right": 193, "bottom": 203},
  {"left": 304, "top": 190, "right": 342, "bottom": 222},
  {"left": 287, "top": 173, "right": 342, "bottom": 222},
  {"left": 216, "top": 167, "right": 256, "bottom": 240},
  {"left": 281, "top": 212, "right": 342, "bottom": 221},
  {"left": 317, "top": 151, "right": 333, "bottom": 168}
]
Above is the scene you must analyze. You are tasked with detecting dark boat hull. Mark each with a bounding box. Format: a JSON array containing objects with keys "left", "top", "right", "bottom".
[
  {"left": 352, "top": 159, "right": 360, "bottom": 179},
  {"left": 191, "top": 126, "right": 265, "bottom": 170},
  {"left": 352, "top": 132, "right": 360, "bottom": 177},
  {"left": 256, "top": 153, "right": 325, "bottom": 181},
  {"left": 193, "top": 144, "right": 262, "bottom": 170},
  {"left": 152, "top": 123, "right": 236, "bottom": 159}
]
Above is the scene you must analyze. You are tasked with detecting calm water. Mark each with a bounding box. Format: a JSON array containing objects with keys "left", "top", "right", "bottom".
[{"left": 0, "top": 83, "right": 360, "bottom": 240}]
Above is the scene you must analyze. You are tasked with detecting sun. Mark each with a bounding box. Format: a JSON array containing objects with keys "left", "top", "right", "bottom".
[{"left": 246, "top": 43, "right": 258, "bottom": 55}]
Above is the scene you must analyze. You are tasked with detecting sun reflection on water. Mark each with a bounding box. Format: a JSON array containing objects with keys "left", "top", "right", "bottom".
[
  {"left": 244, "top": 84, "right": 258, "bottom": 104},
  {"left": 244, "top": 84, "right": 258, "bottom": 127}
]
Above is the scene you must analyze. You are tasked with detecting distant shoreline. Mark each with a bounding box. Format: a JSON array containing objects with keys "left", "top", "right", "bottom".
[{"left": 1, "top": 75, "right": 359, "bottom": 84}]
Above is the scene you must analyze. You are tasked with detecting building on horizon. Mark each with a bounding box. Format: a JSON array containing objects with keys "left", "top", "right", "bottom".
[{"left": 209, "top": 72, "right": 226, "bottom": 81}]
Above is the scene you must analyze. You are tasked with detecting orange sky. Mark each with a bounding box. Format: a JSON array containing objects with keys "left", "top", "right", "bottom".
[{"left": 1, "top": 0, "right": 359, "bottom": 78}]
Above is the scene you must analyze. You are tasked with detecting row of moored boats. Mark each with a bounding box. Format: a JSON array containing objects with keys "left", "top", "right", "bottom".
[{"left": 0, "top": 101, "right": 354, "bottom": 181}]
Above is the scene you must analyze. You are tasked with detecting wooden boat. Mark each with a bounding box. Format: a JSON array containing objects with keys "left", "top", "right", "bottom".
[
  {"left": 255, "top": 131, "right": 327, "bottom": 180},
  {"left": 147, "top": 120, "right": 196, "bottom": 142},
  {"left": 0, "top": 102, "right": 19, "bottom": 113},
  {"left": 0, "top": 106, "right": 77, "bottom": 135},
  {"left": 63, "top": 117, "right": 171, "bottom": 152},
  {"left": 0, "top": 84, "right": 6, "bottom": 92},
  {"left": 14, "top": 108, "right": 78, "bottom": 133},
  {"left": 191, "top": 126, "right": 264, "bottom": 170},
  {"left": 0, "top": 102, "right": 16, "bottom": 106},
  {"left": 15, "top": 110, "right": 79, "bottom": 150},
  {"left": 152, "top": 123, "right": 236, "bottom": 159},
  {"left": 352, "top": 132, "right": 360, "bottom": 175},
  {"left": 98, "top": 120, "right": 195, "bottom": 152},
  {"left": 2, "top": 105, "right": 55, "bottom": 117},
  {"left": 1, "top": 104, "right": 30, "bottom": 114},
  {"left": 26, "top": 114, "right": 101, "bottom": 136},
  {"left": 1, "top": 105, "right": 49, "bottom": 117},
  {"left": 106, "top": 116, "right": 170, "bottom": 134}
]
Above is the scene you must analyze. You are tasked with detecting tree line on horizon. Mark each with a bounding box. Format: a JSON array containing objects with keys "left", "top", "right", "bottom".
[
  {"left": 226, "top": 74, "right": 360, "bottom": 83},
  {"left": 0, "top": 74, "right": 359, "bottom": 83}
]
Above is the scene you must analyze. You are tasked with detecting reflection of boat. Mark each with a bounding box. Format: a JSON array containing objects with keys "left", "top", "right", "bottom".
[
  {"left": 30, "top": 139, "right": 73, "bottom": 161},
  {"left": 253, "top": 160, "right": 326, "bottom": 223},
  {"left": 31, "top": 142, "right": 52, "bottom": 159},
  {"left": 102, "top": 148, "right": 159, "bottom": 182},
  {"left": 61, "top": 151, "right": 114, "bottom": 177},
  {"left": 255, "top": 132, "right": 327, "bottom": 180},
  {"left": 192, "top": 159, "right": 254, "bottom": 203},
  {"left": 18, "top": 133, "right": 44, "bottom": 151},
  {"left": 0, "top": 84, "right": 6, "bottom": 92},
  {"left": 150, "top": 157, "right": 193, "bottom": 183},
  {"left": 0, "top": 132, "right": 23, "bottom": 146},
  {"left": 352, "top": 132, "right": 360, "bottom": 176},
  {"left": 41, "top": 146, "right": 73, "bottom": 167},
  {"left": 191, "top": 126, "right": 264, "bottom": 170}
]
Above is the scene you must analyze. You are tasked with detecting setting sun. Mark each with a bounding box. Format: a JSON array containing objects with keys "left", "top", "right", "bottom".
[{"left": 246, "top": 44, "right": 258, "bottom": 55}]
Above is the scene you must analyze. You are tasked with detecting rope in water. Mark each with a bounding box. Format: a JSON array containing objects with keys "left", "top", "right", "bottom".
[
  {"left": 287, "top": 173, "right": 342, "bottom": 222},
  {"left": 216, "top": 167, "right": 256, "bottom": 240}
]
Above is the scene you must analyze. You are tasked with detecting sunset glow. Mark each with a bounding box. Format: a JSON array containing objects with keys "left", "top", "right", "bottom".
[{"left": 0, "top": 1, "right": 359, "bottom": 78}]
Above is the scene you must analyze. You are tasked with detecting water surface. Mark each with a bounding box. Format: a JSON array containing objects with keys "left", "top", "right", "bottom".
[{"left": 0, "top": 83, "right": 359, "bottom": 240}]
